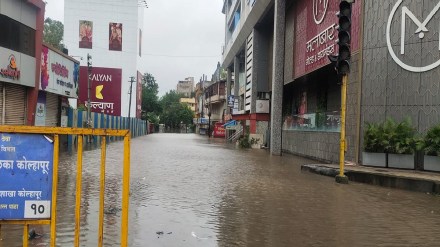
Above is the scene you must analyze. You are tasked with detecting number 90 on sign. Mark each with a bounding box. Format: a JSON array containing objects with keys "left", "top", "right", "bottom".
[{"left": 24, "top": 201, "right": 51, "bottom": 219}]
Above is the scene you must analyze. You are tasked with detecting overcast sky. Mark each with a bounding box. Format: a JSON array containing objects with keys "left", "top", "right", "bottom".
[{"left": 45, "top": 0, "right": 225, "bottom": 97}]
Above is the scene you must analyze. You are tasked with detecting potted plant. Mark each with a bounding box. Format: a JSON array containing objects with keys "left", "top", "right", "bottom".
[
  {"left": 423, "top": 124, "right": 440, "bottom": 172},
  {"left": 385, "top": 118, "right": 416, "bottom": 169},
  {"left": 362, "top": 122, "right": 388, "bottom": 167}
]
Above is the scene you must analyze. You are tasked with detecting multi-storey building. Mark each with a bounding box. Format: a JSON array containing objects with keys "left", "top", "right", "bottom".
[
  {"left": 222, "top": 0, "right": 440, "bottom": 169},
  {"left": 64, "top": 0, "right": 145, "bottom": 119},
  {"left": 176, "top": 77, "right": 194, "bottom": 98},
  {"left": 0, "top": 0, "right": 45, "bottom": 125}
]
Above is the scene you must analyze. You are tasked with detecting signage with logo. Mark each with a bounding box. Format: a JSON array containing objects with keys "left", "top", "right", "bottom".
[
  {"left": 387, "top": 0, "right": 440, "bottom": 72},
  {"left": 294, "top": 0, "right": 361, "bottom": 78},
  {"left": 227, "top": 95, "right": 235, "bottom": 107},
  {"left": 0, "top": 54, "right": 20, "bottom": 80},
  {"left": 0, "top": 47, "right": 35, "bottom": 87},
  {"left": 40, "top": 45, "right": 79, "bottom": 98},
  {"left": 79, "top": 67, "right": 122, "bottom": 116}
]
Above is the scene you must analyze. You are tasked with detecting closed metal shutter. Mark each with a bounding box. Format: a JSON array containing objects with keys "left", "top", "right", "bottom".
[
  {"left": 5, "top": 84, "right": 26, "bottom": 125},
  {"left": 46, "top": 93, "right": 59, "bottom": 126}
]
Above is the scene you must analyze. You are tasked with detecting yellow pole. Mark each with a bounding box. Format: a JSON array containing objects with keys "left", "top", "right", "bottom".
[
  {"left": 336, "top": 75, "right": 349, "bottom": 184},
  {"left": 50, "top": 134, "right": 60, "bottom": 247},
  {"left": 74, "top": 135, "right": 84, "bottom": 247},
  {"left": 121, "top": 135, "right": 131, "bottom": 247},
  {"left": 98, "top": 137, "right": 106, "bottom": 247},
  {"left": 23, "top": 224, "right": 28, "bottom": 247}
]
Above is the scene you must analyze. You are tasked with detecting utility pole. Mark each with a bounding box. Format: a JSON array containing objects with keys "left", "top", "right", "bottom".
[
  {"left": 128, "top": 76, "right": 135, "bottom": 131},
  {"left": 87, "top": 54, "right": 92, "bottom": 128}
]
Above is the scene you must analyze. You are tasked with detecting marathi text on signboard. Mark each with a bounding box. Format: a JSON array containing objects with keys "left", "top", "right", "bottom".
[{"left": 0, "top": 133, "right": 54, "bottom": 220}]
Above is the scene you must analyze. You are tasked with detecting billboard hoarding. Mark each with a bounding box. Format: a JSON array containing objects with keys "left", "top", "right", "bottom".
[{"left": 79, "top": 67, "right": 122, "bottom": 116}]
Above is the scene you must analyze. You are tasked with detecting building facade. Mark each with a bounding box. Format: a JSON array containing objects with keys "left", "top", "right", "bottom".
[
  {"left": 222, "top": 0, "right": 440, "bottom": 165},
  {"left": 64, "top": 0, "right": 144, "bottom": 119},
  {"left": 176, "top": 77, "right": 195, "bottom": 98},
  {"left": 0, "top": 0, "right": 45, "bottom": 125}
]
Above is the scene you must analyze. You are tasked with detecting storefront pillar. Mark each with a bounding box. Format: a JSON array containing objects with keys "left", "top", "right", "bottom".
[
  {"left": 233, "top": 56, "right": 240, "bottom": 100},
  {"left": 270, "top": 0, "right": 285, "bottom": 156}
]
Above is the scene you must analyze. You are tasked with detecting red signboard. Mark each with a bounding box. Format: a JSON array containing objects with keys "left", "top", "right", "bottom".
[
  {"left": 79, "top": 67, "right": 122, "bottom": 116},
  {"left": 294, "top": 0, "right": 360, "bottom": 78},
  {"left": 136, "top": 71, "right": 143, "bottom": 118},
  {"left": 213, "top": 122, "right": 225, "bottom": 138}
]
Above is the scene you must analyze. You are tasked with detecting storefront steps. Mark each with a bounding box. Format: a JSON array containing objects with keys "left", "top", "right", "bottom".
[{"left": 301, "top": 164, "right": 440, "bottom": 194}]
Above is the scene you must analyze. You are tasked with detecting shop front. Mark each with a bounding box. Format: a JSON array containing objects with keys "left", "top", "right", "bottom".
[{"left": 282, "top": 0, "right": 361, "bottom": 163}]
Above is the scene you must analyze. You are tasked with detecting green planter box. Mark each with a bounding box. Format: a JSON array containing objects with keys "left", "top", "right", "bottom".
[
  {"left": 362, "top": 152, "right": 387, "bottom": 167},
  {"left": 388, "top": 154, "right": 414, "bottom": 170},
  {"left": 424, "top": 155, "right": 440, "bottom": 172}
]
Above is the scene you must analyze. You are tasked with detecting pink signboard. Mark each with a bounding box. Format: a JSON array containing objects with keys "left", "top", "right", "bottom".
[
  {"left": 294, "top": 0, "right": 360, "bottom": 79},
  {"left": 136, "top": 71, "right": 143, "bottom": 118},
  {"left": 79, "top": 67, "right": 122, "bottom": 116}
]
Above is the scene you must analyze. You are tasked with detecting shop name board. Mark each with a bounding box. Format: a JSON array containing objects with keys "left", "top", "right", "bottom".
[
  {"left": 305, "top": 24, "right": 336, "bottom": 66},
  {"left": 387, "top": 0, "right": 440, "bottom": 72},
  {"left": 90, "top": 74, "right": 112, "bottom": 82},
  {"left": 313, "top": 0, "right": 328, "bottom": 25},
  {"left": 51, "top": 62, "right": 69, "bottom": 78},
  {"left": 1, "top": 55, "right": 20, "bottom": 80}
]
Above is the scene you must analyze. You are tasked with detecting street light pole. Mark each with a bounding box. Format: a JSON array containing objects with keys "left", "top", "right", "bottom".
[
  {"left": 128, "top": 76, "right": 135, "bottom": 131},
  {"left": 87, "top": 54, "right": 92, "bottom": 128}
]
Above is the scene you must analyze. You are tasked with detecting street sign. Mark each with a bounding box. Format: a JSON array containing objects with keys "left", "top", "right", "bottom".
[
  {"left": 0, "top": 133, "right": 54, "bottom": 220},
  {"left": 227, "top": 95, "right": 234, "bottom": 107}
]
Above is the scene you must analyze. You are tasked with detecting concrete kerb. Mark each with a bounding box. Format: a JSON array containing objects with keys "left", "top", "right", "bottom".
[{"left": 301, "top": 164, "right": 440, "bottom": 194}]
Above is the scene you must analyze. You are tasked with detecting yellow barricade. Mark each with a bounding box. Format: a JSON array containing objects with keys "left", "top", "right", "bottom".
[{"left": 0, "top": 126, "right": 131, "bottom": 247}]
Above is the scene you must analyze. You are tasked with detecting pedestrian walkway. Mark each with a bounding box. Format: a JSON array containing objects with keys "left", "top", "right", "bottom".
[{"left": 302, "top": 163, "right": 440, "bottom": 194}]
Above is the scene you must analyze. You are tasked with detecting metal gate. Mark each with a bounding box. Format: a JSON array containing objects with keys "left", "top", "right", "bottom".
[{"left": 0, "top": 126, "right": 131, "bottom": 247}]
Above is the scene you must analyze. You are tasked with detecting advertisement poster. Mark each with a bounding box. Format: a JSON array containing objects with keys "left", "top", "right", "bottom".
[
  {"left": 79, "top": 67, "right": 122, "bottom": 116},
  {"left": 109, "top": 23, "right": 123, "bottom": 51},
  {"left": 136, "top": 71, "right": 143, "bottom": 118},
  {"left": 213, "top": 123, "right": 226, "bottom": 138},
  {"left": 79, "top": 20, "right": 93, "bottom": 49},
  {"left": 40, "top": 45, "right": 79, "bottom": 98},
  {"left": 35, "top": 92, "right": 46, "bottom": 126},
  {"left": 0, "top": 133, "right": 54, "bottom": 219}
]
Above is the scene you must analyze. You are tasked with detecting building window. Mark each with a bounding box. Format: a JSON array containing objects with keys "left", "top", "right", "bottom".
[{"left": 0, "top": 14, "right": 36, "bottom": 57}]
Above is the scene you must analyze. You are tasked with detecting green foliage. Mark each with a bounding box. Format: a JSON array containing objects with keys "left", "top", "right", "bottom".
[
  {"left": 238, "top": 134, "right": 251, "bottom": 149},
  {"left": 141, "top": 73, "right": 161, "bottom": 116},
  {"left": 160, "top": 100, "right": 194, "bottom": 129},
  {"left": 424, "top": 124, "right": 440, "bottom": 156},
  {"left": 43, "top": 18, "right": 65, "bottom": 50},
  {"left": 364, "top": 122, "right": 388, "bottom": 153},
  {"left": 364, "top": 118, "right": 417, "bottom": 154},
  {"left": 383, "top": 118, "right": 416, "bottom": 154}
]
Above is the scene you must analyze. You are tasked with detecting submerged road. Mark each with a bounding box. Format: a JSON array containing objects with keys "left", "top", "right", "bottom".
[{"left": 1, "top": 133, "right": 439, "bottom": 246}]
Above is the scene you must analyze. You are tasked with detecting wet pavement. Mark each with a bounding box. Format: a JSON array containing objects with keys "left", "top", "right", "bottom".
[{"left": 1, "top": 133, "right": 440, "bottom": 246}]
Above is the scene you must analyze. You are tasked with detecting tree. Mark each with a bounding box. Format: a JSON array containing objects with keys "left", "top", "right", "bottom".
[
  {"left": 141, "top": 73, "right": 161, "bottom": 118},
  {"left": 158, "top": 90, "right": 193, "bottom": 129},
  {"left": 43, "top": 18, "right": 65, "bottom": 50}
]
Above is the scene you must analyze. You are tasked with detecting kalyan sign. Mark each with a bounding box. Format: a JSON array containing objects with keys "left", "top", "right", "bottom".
[{"left": 79, "top": 67, "right": 122, "bottom": 116}]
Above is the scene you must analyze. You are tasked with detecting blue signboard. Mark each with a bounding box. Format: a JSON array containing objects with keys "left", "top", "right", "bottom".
[{"left": 0, "top": 133, "right": 53, "bottom": 220}]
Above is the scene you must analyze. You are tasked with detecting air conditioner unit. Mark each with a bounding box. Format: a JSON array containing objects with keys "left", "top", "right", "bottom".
[{"left": 256, "top": 100, "right": 269, "bottom": 113}]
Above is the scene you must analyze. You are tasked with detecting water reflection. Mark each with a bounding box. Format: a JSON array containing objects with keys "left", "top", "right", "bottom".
[{"left": 0, "top": 134, "right": 439, "bottom": 247}]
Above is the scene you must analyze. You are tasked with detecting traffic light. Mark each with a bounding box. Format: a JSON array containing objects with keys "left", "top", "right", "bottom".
[{"left": 329, "top": 0, "right": 354, "bottom": 75}]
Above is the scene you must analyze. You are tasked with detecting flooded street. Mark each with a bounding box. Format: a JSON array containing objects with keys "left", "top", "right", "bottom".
[{"left": 1, "top": 133, "right": 440, "bottom": 246}]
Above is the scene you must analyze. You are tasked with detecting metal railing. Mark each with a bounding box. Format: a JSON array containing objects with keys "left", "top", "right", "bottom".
[
  {"left": 227, "top": 125, "right": 243, "bottom": 143},
  {"left": 0, "top": 126, "right": 131, "bottom": 247}
]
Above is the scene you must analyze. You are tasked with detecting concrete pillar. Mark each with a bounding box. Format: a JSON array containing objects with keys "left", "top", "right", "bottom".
[
  {"left": 270, "top": 0, "right": 285, "bottom": 155},
  {"left": 251, "top": 29, "right": 259, "bottom": 114},
  {"left": 226, "top": 67, "right": 232, "bottom": 97},
  {"left": 234, "top": 56, "right": 240, "bottom": 104}
]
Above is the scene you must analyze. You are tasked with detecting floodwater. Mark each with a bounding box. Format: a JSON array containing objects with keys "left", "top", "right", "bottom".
[{"left": 1, "top": 134, "right": 440, "bottom": 246}]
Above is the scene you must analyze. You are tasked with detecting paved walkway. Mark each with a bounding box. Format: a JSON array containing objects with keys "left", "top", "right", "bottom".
[{"left": 302, "top": 163, "right": 440, "bottom": 193}]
